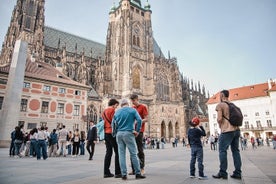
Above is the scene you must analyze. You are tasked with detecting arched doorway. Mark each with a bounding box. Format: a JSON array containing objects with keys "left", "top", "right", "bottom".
[
  {"left": 161, "top": 121, "right": 166, "bottom": 138},
  {"left": 168, "top": 121, "right": 173, "bottom": 141}
]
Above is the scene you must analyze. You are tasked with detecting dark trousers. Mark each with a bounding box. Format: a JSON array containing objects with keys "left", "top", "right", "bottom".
[
  {"left": 104, "top": 133, "right": 121, "bottom": 175},
  {"left": 131, "top": 132, "right": 145, "bottom": 171},
  {"left": 86, "top": 141, "right": 95, "bottom": 159},
  {"left": 9, "top": 141, "right": 15, "bottom": 156},
  {"left": 72, "top": 142, "right": 80, "bottom": 155}
]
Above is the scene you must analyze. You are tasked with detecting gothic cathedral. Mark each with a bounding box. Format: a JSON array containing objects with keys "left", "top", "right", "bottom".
[{"left": 0, "top": 0, "right": 209, "bottom": 140}]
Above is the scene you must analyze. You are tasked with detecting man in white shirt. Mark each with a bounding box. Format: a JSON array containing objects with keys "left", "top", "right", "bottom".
[{"left": 57, "top": 125, "right": 68, "bottom": 157}]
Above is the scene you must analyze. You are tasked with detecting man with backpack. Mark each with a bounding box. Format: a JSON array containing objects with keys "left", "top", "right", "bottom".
[{"left": 212, "top": 90, "right": 242, "bottom": 180}]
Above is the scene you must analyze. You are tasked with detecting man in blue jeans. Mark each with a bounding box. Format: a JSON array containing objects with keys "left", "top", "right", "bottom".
[
  {"left": 112, "top": 99, "right": 146, "bottom": 180},
  {"left": 213, "top": 90, "right": 242, "bottom": 180}
]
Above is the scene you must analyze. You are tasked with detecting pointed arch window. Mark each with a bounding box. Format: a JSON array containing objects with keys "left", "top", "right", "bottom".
[
  {"left": 137, "top": 37, "right": 140, "bottom": 47},
  {"left": 132, "top": 67, "right": 141, "bottom": 89},
  {"left": 27, "top": 0, "right": 35, "bottom": 16},
  {"left": 133, "top": 35, "right": 136, "bottom": 46},
  {"left": 87, "top": 104, "right": 98, "bottom": 124},
  {"left": 155, "top": 72, "right": 170, "bottom": 101}
]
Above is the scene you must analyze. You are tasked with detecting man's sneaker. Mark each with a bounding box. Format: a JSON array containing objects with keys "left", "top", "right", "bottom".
[
  {"left": 136, "top": 174, "right": 146, "bottom": 179},
  {"left": 189, "top": 175, "right": 195, "bottom": 178},
  {"left": 122, "top": 175, "right": 127, "bottom": 180},
  {"left": 212, "top": 173, "right": 228, "bottom": 179},
  {"left": 198, "top": 176, "right": 208, "bottom": 180},
  {"left": 104, "top": 173, "right": 114, "bottom": 178},
  {"left": 230, "top": 174, "right": 242, "bottom": 180}
]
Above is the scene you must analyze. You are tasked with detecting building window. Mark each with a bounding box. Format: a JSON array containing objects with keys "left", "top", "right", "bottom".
[
  {"left": 244, "top": 121, "right": 249, "bottom": 129},
  {"left": 41, "top": 101, "right": 49, "bottom": 113},
  {"left": 43, "top": 85, "right": 51, "bottom": 91},
  {"left": 137, "top": 37, "right": 140, "bottom": 47},
  {"left": 0, "top": 78, "right": 7, "bottom": 84},
  {"left": 20, "top": 99, "right": 28, "bottom": 112},
  {"left": 25, "top": 16, "right": 31, "bottom": 30},
  {"left": 73, "top": 105, "right": 80, "bottom": 116},
  {"left": 27, "top": 123, "right": 37, "bottom": 129},
  {"left": 75, "top": 90, "right": 81, "bottom": 96},
  {"left": 256, "top": 121, "right": 262, "bottom": 128},
  {"left": 267, "top": 120, "right": 272, "bottom": 127},
  {"left": 132, "top": 67, "right": 140, "bottom": 89},
  {"left": 58, "top": 88, "right": 66, "bottom": 94},
  {"left": 23, "top": 82, "right": 30, "bottom": 88},
  {"left": 87, "top": 104, "right": 98, "bottom": 123},
  {"left": 265, "top": 111, "right": 270, "bottom": 115},
  {"left": 243, "top": 114, "right": 248, "bottom": 117},
  {"left": 57, "top": 103, "right": 64, "bottom": 114},
  {"left": 255, "top": 112, "right": 260, "bottom": 116},
  {"left": 40, "top": 122, "right": 47, "bottom": 128},
  {"left": 73, "top": 123, "right": 79, "bottom": 130},
  {"left": 0, "top": 96, "right": 3, "bottom": 109}
]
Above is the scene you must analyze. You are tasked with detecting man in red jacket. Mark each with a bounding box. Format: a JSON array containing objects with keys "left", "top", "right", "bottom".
[
  {"left": 102, "top": 99, "right": 121, "bottom": 178},
  {"left": 129, "top": 94, "right": 148, "bottom": 175}
]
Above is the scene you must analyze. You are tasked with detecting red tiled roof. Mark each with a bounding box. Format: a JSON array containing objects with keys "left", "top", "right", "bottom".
[
  {"left": 0, "top": 60, "right": 90, "bottom": 89},
  {"left": 207, "top": 81, "right": 276, "bottom": 104}
]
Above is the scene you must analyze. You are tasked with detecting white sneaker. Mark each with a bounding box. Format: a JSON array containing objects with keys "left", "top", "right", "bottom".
[{"left": 190, "top": 175, "right": 195, "bottom": 178}]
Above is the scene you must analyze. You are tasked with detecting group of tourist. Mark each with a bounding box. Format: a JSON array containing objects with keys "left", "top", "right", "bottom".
[
  {"left": 9, "top": 125, "right": 89, "bottom": 160},
  {"left": 101, "top": 94, "right": 147, "bottom": 180}
]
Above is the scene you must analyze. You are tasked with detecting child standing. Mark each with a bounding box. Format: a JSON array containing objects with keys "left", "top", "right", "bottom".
[{"left": 188, "top": 117, "right": 208, "bottom": 180}]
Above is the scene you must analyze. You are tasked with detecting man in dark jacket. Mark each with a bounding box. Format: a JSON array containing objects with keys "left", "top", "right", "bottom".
[{"left": 86, "top": 121, "right": 97, "bottom": 160}]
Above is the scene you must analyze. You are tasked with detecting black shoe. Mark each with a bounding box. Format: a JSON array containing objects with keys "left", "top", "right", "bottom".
[
  {"left": 104, "top": 173, "right": 114, "bottom": 178},
  {"left": 122, "top": 175, "right": 127, "bottom": 180},
  {"left": 89, "top": 157, "right": 93, "bottom": 160},
  {"left": 115, "top": 174, "right": 122, "bottom": 178},
  {"left": 230, "top": 174, "right": 241, "bottom": 180},
  {"left": 136, "top": 174, "right": 146, "bottom": 179},
  {"left": 212, "top": 173, "right": 228, "bottom": 179}
]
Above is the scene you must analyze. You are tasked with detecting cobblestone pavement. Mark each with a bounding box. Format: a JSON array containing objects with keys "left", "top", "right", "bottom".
[{"left": 0, "top": 143, "right": 275, "bottom": 184}]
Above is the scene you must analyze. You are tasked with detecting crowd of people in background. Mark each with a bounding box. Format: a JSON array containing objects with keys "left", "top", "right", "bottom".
[
  {"left": 9, "top": 124, "right": 89, "bottom": 160},
  {"left": 9, "top": 124, "right": 276, "bottom": 161}
]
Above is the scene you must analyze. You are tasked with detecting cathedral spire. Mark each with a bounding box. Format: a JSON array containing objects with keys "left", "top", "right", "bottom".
[{"left": 0, "top": 0, "right": 45, "bottom": 64}]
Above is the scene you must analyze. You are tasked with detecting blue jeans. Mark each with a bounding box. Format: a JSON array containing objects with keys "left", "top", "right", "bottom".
[
  {"left": 79, "top": 141, "right": 85, "bottom": 155},
  {"left": 30, "top": 139, "right": 37, "bottom": 156},
  {"left": 219, "top": 130, "right": 242, "bottom": 177},
  {"left": 36, "top": 140, "right": 47, "bottom": 160},
  {"left": 116, "top": 131, "right": 141, "bottom": 176},
  {"left": 190, "top": 146, "right": 204, "bottom": 177}
]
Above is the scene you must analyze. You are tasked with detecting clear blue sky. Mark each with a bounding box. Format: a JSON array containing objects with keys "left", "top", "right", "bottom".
[{"left": 0, "top": 0, "right": 275, "bottom": 95}]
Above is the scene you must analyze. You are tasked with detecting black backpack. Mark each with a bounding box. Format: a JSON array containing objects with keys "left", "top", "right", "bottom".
[{"left": 223, "top": 101, "right": 243, "bottom": 126}]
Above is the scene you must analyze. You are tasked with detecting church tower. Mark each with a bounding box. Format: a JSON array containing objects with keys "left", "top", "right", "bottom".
[
  {"left": 0, "top": 0, "right": 45, "bottom": 65},
  {"left": 101, "top": 0, "right": 154, "bottom": 99}
]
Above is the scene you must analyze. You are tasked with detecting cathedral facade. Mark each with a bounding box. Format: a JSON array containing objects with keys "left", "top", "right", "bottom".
[{"left": 0, "top": 0, "right": 208, "bottom": 141}]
